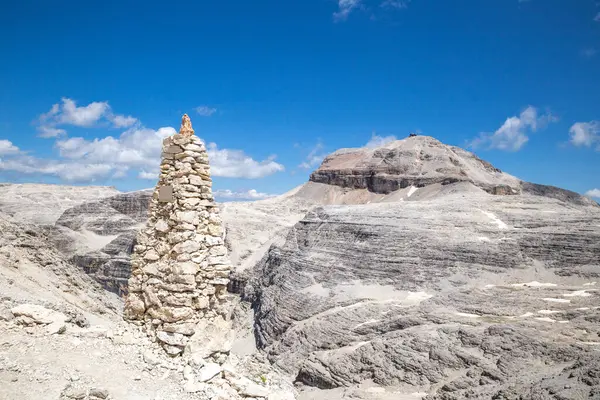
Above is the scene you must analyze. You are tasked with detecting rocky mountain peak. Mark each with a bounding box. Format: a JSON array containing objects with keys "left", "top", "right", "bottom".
[{"left": 310, "top": 135, "right": 521, "bottom": 195}]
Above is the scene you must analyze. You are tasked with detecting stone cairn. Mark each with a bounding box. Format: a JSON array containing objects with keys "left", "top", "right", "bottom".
[{"left": 124, "top": 114, "right": 232, "bottom": 357}]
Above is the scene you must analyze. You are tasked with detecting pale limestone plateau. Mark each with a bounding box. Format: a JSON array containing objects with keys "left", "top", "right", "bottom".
[
  {"left": 0, "top": 183, "right": 119, "bottom": 225},
  {"left": 1, "top": 134, "right": 600, "bottom": 399}
]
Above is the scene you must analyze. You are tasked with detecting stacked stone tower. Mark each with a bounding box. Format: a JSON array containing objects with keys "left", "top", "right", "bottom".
[{"left": 124, "top": 114, "right": 232, "bottom": 356}]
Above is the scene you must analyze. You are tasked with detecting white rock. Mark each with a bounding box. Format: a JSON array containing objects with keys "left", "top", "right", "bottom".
[
  {"left": 143, "top": 350, "right": 161, "bottom": 366},
  {"left": 185, "top": 318, "right": 235, "bottom": 359},
  {"left": 184, "top": 143, "right": 205, "bottom": 152},
  {"left": 156, "top": 330, "right": 188, "bottom": 347},
  {"left": 183, "top": 381, "right": 206, "bottom": 393},
  {"left": 228, "top": 376, "right": 270, "bottom": 398},
  {"left": 144, "top": 249, "right": 160, "bottom": 261},
  {"left": 173, "top": 262, "right": 198, "bottom": 275},
  {"left": 183, "top": 365, "right": 195, "bottom": 381},
  {"left": 189, "top": 175, "right": 206, "bottom": 186},
  {"left": 155, "top": 220, "right": 169, "bottom": 233},
  {"left": 173, "top": 240, "right": 201, "bottom": 254},
  {"left": 198, "top": 363, "right": 222, "bottom": 382},
  {"left": 11, "top": 304, "right": 67, "bottom": 325}
]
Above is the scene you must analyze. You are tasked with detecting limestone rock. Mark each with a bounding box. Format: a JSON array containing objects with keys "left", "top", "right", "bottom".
[
  {"left": 11, "top": 304, "right": 67, "bottom": 326},
  {"left": 227, "top": 375, "right": 270, "bottom": 398},
  {"left": 185, "top": 318, "right": 235, "bottom": 359},
  {"left": 198, "top": 362, "right": 222, "bottom": 382}
]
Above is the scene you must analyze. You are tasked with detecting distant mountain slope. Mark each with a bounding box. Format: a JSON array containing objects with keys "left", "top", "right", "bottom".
[
  {"left": 0, "top": 183, "right": 120, "bottom": 225},
  {"left": 310, "top": 136, "right": 597, "bottom": 206}
]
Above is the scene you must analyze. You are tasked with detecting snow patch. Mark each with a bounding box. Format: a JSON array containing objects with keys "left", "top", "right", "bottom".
[
  {"left": 354, "top": 319, "right": 380, "bottom": 329},
  {"left": 455, "top": 312, "right": 481, "bottom": 318},
  {"left": 510, "top": 281, "right": 557, "bottom": 288},
  {"left": 543, "top": 298, "right": 571, "bottom": 303},
  {"left": 519, "top": 312, "right": 534, "bottom": 317},
  {"left": 535, "top": 317, "right": 556, "bottom": 323},
  {"left": 538, "top": 310, "right": 561, "bottom": 315},
  {"left": 563, "top": 290, "right": 592, "bottom": 297},
  {"left": 407, "top": 186, "right": 418, "bottom": 198},
  {"left": 480, "top": 210, "right": 508, "bottom": 230}
]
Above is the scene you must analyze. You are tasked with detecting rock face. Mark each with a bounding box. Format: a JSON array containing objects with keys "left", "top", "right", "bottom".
[
  {"left": 310, "top": 136, "right": 521, "bottom": 194},
  {"left": 309, "top": 136, "right": 597, "bottom": 207},
  {"left": 243, "top": 182, "right": 600, "bottom": 398},
  {"left": 52, "top": 190, "right": 153, "bottom": 295},
  {"left": 124, "top": 115, "right": 232, "bottom": 357}
]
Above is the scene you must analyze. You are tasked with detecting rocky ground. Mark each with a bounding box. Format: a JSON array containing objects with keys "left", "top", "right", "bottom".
[{"left": 0, "top": 214, "right": 294, "bottom": 400}]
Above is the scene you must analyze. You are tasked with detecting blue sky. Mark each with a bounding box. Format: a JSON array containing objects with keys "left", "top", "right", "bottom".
[{"left": 1, "top": 0, "right": 599, "bottom": 200}]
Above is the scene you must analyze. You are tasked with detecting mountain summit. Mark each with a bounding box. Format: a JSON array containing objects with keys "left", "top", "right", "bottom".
[{"left": 310, "top": 135, "right": 596, "bottom": 206}]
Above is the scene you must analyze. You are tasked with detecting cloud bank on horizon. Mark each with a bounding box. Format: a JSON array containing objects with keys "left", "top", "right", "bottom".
[
  {"left": 0, "top": 97, "right": 598, "bottom": 199},
  {"left": 0, "top": 98, "right": 285, "bottom": 198}
]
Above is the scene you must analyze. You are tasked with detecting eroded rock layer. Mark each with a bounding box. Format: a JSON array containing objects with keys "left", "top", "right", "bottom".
[
  {"left": 244, "top": 186, "right": 600, "bottom": 398},
  {"left": 124, "top": 115, "right": 232, "bottom": 356}
]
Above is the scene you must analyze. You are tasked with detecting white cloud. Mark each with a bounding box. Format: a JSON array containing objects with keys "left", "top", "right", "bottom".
[
  {"left": 334, "top": 0, "right": 361, "bottom": 21},
  {"left": 37, "top": 97, "right": 138, "bottom": 137},
  {"left": 206, "top": 142, "right": 285, "bottom": 178},
  {"left": 0, "top": 155, "right": 117, "bottom": 182},
  {"left": 0, "top": 140, "right": 20, "bottom": 156},
  {"left": 59, "top": 98, "right": 109, "bottom": 126},
  {"left": 213, "top": 189, "right": 277, "bottom": 200},
  {"left": 4, "top": 99, "right": 286, "bottom": 183},
  {"left": 0, "top": 126, "right": 175, "bottom": 182},
  {"left": 195, "top": 106, "right": 217, "bottom": 117},
  {"left": 585, "top": 189, "right": 600, "bottom": 199},
  {"left": 38, "top": 126, "right": 67, "bottom": 138},
  {"left": 111, "top": 114, "right": 138, "bottom": 128},
  {"left": 365, "top": 133, "right": 397, "bottom": 148},
  {"left": 569, "top": 121, "right": 600, "bottom": 149},
  {"left": 469, "top": 106, "right": 557, "bottom": 151},
  {"left": 594, "top": 12, "right": 600, "bottom": 22},
  {"left": 581, "top": 48, "right": 597, "bottom": 58},
  {"left": 138, "top": 170, "right": 158, "bottom": 180},
  {"left": 298, "top": 141, "right": 327, "bottom": 170},
  {"left": 1, "top": 128, "right": 284, "bottom": 182},
  {"left": 380, "top": 0, "right": 409, "bottom": 9}
]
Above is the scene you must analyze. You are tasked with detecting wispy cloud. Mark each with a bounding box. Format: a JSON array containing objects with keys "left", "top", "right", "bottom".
[
  {"left": 213, "top": 189, "right": 277, "bottom": 200},
  {"left": 585, "top": 188, "right": 600, "bottom": 199},
  {"left": 380, "top": 0, "right": 409, "bottom": 9},
  {"left": 469, "top": 106, "right": 558, "bottom": 151},
  {"left": 298, "top": 141, "right": 328, "bottom": 169},
  {"left": 581, "top": 48, "right": 597, "bottom": 58},
  {"left": 594, "top": 12, "right": 600, "bottom": 22},
  {"left": 334, "top": 0, "right": 362, "bottom": 21},
  {"left": 569, "top": 121, "right": 600, "bottom": 150},
  {"left": 195, "top": 106, "right": 217, "bottom": 117},
  {"left": 365, "top": 132, "right": 397, "bottom": 148},
  {"left": 138, "top": 170, "right": 158, "bottom": 180}
]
